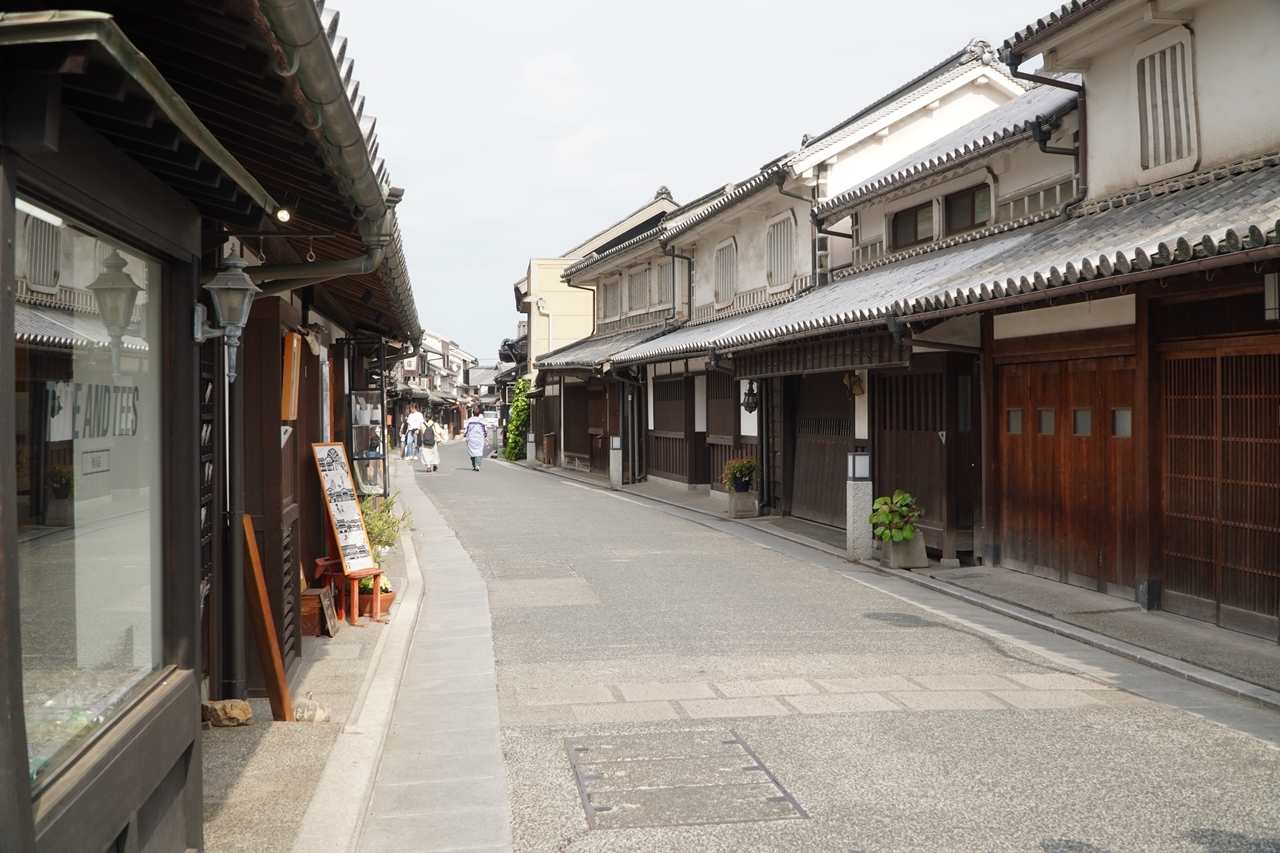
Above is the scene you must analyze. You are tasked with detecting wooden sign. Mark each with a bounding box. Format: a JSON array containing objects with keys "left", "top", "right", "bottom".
[
  {"left": 319, "top": 586, "right": 339, "bottom": 637},
  {"left": 311, "top": 442, "right": 377, "bottom": 575},
  {"left": 281, "top": 331, "right": 302, "bottom": 421}
]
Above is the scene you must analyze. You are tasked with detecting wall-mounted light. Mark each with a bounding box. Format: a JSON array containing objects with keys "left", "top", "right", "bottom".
[
  {"left": 194, "top": 256, "right": 261, "bottom": 383},
  {"left": 847, "top": 451, "right": 872, "bottom": 482},
  {"left": 88, "top": 249, "right": 143, "bottom": 383},
  {"left": 274, "top": 193, "right": 299, "bottom": 223},
  {"left": 741, "top": 379, "right": 759, "bottom": 414}
]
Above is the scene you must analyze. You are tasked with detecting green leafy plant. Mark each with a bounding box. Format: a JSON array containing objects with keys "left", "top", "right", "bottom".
[
  {"left": 358, "top": 575, "right": 393, "bottom": 595},
  {"left": 47, "top": 464, "right": 74, "bottom": 499},
  {"left": 722, "top": 457, "right": 761, "bottom": 488},
  {"left": 868, "top": 490, "right": 924, "bottom": 542},
  {"left": 503, "top": 377, "right": 530, "bottom": 461},
  {"left": 359, "top": 490, "right": 411, "bottom": 564}
]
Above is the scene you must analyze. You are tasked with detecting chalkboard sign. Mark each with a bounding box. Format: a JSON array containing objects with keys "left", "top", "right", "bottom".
[{"left": 311, "top": 442, "right": 377, "bottom": 575}]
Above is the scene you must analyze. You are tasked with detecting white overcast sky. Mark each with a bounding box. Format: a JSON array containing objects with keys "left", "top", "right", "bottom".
[{"left": 336, "top": 1, "right": 1048, "bottom": 360}]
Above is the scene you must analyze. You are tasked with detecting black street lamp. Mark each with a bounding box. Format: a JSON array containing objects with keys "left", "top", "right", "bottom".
[
  {"left": 741, "top": 379, "right": 759, "bottom": 414},
  {"left": 195, "top": 255, "right": 261, "bottom": 383}
]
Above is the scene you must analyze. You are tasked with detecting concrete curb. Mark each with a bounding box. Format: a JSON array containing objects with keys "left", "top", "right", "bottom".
[
  {"left": 289, "top": 524, "right": 426, "bottom": 853},
  {"left": 528, "top": 463, "right": 1280, "bottom": 715}
]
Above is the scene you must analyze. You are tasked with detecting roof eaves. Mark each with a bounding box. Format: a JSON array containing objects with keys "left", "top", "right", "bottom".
[
  {"left": 1002, "top": 0, "right": 1122, "bottom": 59},
  {"left": 660, "top": 164, "right": 788, "bottom": 244},
  {"left": 562, "top": 223, "right": 666, "bottom": 280}
]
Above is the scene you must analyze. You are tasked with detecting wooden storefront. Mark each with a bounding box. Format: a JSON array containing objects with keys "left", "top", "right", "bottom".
[
  {"left": 649, "top": 374, "right": 708, "bottom": 484},
  {"left": 706, "top": 371, "right": 756, "bottom": 491}
]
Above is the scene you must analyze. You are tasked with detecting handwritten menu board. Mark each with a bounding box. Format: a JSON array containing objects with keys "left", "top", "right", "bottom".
[{"left": 311, "top": 442, "right": 377, "bottom": 575}]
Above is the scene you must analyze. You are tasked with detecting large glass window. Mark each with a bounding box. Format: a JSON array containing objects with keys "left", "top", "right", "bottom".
[{"left": 14, "top": 197, "right": 163, "bottom": 786}]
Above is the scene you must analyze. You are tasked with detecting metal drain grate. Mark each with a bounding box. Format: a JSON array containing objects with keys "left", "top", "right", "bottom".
[{"left": 565, "top": 730, "right": 807, "bottom": 830}]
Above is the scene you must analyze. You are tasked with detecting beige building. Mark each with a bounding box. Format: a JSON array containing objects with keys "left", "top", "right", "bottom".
[{"left": 516, "top": 189, "right": 679, "bottom": 380}]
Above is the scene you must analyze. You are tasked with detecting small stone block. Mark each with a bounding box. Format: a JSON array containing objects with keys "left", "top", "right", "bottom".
[
  {"left": 1003, "top": 673, "right": 1108, "bottom": 691},
  {"left": 816, "top": 676, "right": 920, "bottom": 693},
  {"left": 680, "top": 697, "right": 790, "bottom": 719},
  {"left": 617, "top": 682, "right": 716, "bottom": 702},
  {"left": 909, "top": 674, "right": 1019, "bottom": 691},
  {"left": 714, "top": 679, "right": 818, "bottom": 697},
  {"left": 891, "top": 691, "right": 1006, "bottom": 711},
  {"left": 786, "top": 693, "right": 900, "bottom": 715},
  {"left": 572, "top": 702, "right": 678, "bottom": 723},
  {"left": 202, "top": 699, "right": 252, "bottom": 727}
]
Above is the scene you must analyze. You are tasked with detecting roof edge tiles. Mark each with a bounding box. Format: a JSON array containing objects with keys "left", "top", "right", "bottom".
[
  {"left": 616, "top": 150, "right": 1280, "bottom": 364},
  {"left": 562, "top": 223, "right": 666, "bottom": 280},
  {"left": 1002, "top": 0, "right": 1121, "bottom": 59},
  {"left": 816, "top": 81, "right": 1079, "bottom": 225},
  {"left": 534, "top": 325, "right": 673, "bottom": 370},
  {"left": 661, "top": 164, "right": 789, "bottom": 244}
]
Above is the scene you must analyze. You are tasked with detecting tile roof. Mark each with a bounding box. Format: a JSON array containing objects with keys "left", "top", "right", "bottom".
[
  {"left": 659, "top": 163, "right": 790, "bottom": 244},
  {"left": 614, "top": 152, "right": 1280, "bottom": 363},
  {"left": 816, "top": 79, "right": 1080, "bottom": 224},
  {"left": 788, "top": 39, "right": 1021, "bottom": 172},
  {"left": 1002, "top": 0, "right": 1121, "bottom": 59},
  {"left": 16, "top": 302, "right": 148, "bottom": 352},
  {"left": 535, "top": 325, "right": 674, "bottom": 371}
]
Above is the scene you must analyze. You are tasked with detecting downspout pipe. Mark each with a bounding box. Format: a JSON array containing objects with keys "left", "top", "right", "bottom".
[
  {"left": 257, "top": 0, "right": 388, "bottom": 223},
  {"left": 774, "top": 174, "right": 821, "bottom": 288},
  {"left": 1001, "top": 50, "right": 1087, "bottom": 215}
]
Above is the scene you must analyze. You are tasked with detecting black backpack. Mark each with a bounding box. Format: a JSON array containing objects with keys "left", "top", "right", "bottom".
[{"left": 421, "top": 423, "right": 436, "bottom": 447}]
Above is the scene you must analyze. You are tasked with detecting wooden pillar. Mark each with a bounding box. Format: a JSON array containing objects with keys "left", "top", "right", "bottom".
[
  {"left": 980, "top": 313, "right": 1000, "bottom": 566},
  {"left": 0, "top": 146, "right": 38, "bottom": 852},
  {"left": 1134, "top": 292, "right": 1156, "bottom": 585}
]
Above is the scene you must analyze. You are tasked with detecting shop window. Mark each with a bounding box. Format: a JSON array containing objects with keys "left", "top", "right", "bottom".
[
  {"left": 1006, "top": 409, "right": 1022, "bottom": 434},
  {"left": 1038, "top": 409, "right": 1055, "bottom": 435},
  {"left": 1113, "top": 408, "right": 1133, "bottom": 437},
  {"left": 1073, "top": 408, "right": 1092, "bottom": 436},
  {"left": 892, "top": 202, "right": 932, "bottom": 249},
  {"left": 14, "top": 197, "right": 163, "bottom": 787},
  {"left": 945, "top": 184, "right": 991, "bottom": 235}
]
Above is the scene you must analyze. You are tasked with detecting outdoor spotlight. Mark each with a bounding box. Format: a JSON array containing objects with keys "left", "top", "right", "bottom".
[
  {"left": 88, "top": 249, "right": 143, "bottom": 383},
  {"left": 194, "top": 255, "right": 262, "bottom": 383},
  {"left": 741, "top": 380, "right": 759, "bottom": 414},
  {"left": 275, "top": 207, "right": 291, "bottom": 223}
]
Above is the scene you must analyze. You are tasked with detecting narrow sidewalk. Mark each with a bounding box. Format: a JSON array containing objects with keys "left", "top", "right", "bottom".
[{"left": 517, "top": 461, "right": 1280, "bottom": 706}]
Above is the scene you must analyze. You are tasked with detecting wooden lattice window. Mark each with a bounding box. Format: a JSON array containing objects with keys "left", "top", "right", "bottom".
[
  {"left": 714, "top": 242, "right": 736, "bottom": 305},
  {"left": 767, "top": 216, "right": 794, "bottom": 288}
]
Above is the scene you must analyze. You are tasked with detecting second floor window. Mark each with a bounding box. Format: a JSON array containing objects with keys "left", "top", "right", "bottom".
[
  {"left": 601, "top": 280, "right": 621, "bottom": 318},
  {"left": 767, "top": 217, "right": 794, "bottom": 288},
  {"left": 1136, "top": 29, "right": 1197, "bottom": 175},
  {"left": 656, "top": 261, "right": 674, "bottom": 305},
  {"left": 714, "top": 242, "right": 736, "bottom": 304},
  {"left": 892, "top": 202, "right": 932, "bottom": 249},
  {"left": 628, "top": 269, "right": 650, "bottom": 312},
  {"left": 946, "top": 184, "right": 991, "bottom": 235}
]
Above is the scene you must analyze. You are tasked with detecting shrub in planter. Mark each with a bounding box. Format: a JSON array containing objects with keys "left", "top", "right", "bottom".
[
  {"left": 869, "top": 490, "right": 928, "bottom": 569},
  {"left": 47, "top": 465, "right": 74, "bottom": 500},
  {"left": 359, "top": 491, "right": 411, "bottom": 564},
  {"left": 721, "top": 457, "right": 761, "bottom": 493}
]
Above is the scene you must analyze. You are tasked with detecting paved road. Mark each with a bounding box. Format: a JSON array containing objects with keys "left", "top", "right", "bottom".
[{"left": 414, "top": 442, "right": 1280, "bottom": 853}]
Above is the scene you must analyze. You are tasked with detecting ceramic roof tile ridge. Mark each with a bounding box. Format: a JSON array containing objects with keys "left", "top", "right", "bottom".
[
  {"left": 831, "top": 210, "right": 1061, "bottom": 283},
  {"left": 1070, "top": 151, "right": 1280, "bottom": 217},
  {"left": 534, "top": 324, "right": 673, "bottom": 369},
  {"left": 682, "top": 289, "right": 805, "bottom": 328},
  {"left": 816, "top": 80, "right": 1080, "bottom": 224},
  {"left": 558, "top": 187, "right": 678, "bottom": 259},
  {"left": 789, "top": 38, "right": 1022, "bottom": 167},
  {"left": 1002, "top": 0, "right": 1120, "bottom": 57},
  {"left": 562, "top": 222, "right": 668, "bottom": 279},
  {"left": 660, "top": 164, "right": 789, "bottom": 243}
]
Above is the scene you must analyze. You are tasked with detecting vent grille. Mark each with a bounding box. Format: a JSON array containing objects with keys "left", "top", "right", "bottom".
[{"left": 1137, "top": 39, "right": 1195, "bottom": 171}]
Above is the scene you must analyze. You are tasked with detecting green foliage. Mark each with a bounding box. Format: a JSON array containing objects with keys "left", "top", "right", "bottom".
[
  {"left": 359, "top": 490, "right": 411, "bottom": 563},
  {"left": 47, "top": 464, "right": 74, "bottom": 498},
  {"left": 868, "top": 489, "right": 925, "bottom": 542},
  {"left": 358, "top": 575, "right": 393, "bottom": 594},
  {"left": 504, "top": 377, "right": 531, "bottom": 461},
  {"left": 721, "top": 457, "right": 761, "bottom": 488}
]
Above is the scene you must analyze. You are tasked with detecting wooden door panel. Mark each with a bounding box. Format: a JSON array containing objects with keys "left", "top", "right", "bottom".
[
  {"left": 792, "top": 373, "right": 855, "bottom": 528},
  {"left": 1064, "top": 360, "right": 1101, "bottom": 588},
  {"left": 999, "top": 363, "right": 1031, "bottom": 568},
  {"left": 1161, "top": 354, "right": 1218, "bottom": 615},
  {"left": 1031, "top": 362, "right": 1063, "bottom": 579},
  {"left": 1105, "top": 361, "right": 1137, "bottom": 592}
]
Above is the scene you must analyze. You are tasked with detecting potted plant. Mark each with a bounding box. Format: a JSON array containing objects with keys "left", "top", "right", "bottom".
[
  {"left": 48, "top": 465, "right": 74, "bottom": 500},
  {"left": 357, "top": 575, "right": 395, "bottom": 616},
  {"left": 358, "top": 490, "right": 411, "bottom": 565},
  {"left": 722, "top": 457, "right": 761, "bottom": 493},
  {"left": 868, "top": 490, "right": 928, "bottom": 569}
]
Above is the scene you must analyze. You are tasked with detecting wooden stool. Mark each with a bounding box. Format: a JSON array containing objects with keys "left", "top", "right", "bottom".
[{"left": 314, "top": 557, "right": 386, "bottom": 625}]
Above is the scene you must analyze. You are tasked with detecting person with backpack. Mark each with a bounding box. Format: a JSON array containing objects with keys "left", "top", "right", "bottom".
[{"left": 420, "top": 413, "right": 444, "bottom": 472}]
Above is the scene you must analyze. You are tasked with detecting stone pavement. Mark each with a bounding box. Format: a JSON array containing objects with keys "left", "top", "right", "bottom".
[{"left": 409, "top": 446, "right": 1280, "bottom": 853}]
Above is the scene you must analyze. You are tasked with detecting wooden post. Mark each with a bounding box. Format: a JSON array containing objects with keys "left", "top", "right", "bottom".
[{"left": 242, "top": 516, "right": 292, "bottom": 722}]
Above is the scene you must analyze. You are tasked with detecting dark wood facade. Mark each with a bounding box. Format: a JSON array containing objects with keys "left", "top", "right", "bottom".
[{"left": 648, "top": 374, "right": 709, "bottom": 484}]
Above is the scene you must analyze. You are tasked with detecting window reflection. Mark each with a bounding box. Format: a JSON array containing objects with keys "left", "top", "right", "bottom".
[{"left": 14, "top": 197, "right": 162, "bottom": 785}]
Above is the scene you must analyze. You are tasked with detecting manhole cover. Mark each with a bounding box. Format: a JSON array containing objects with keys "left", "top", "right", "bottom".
[{"left": 565, "top": 730, "right": 807, "bottom": 830}]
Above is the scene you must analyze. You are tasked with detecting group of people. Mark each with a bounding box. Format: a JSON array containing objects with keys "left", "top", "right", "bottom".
[
  {"left": 401, "top": 404, "right": 491, "bottom": 472},
  {"left": 401, "top": 403, "right": 445, "bottom": 471}
]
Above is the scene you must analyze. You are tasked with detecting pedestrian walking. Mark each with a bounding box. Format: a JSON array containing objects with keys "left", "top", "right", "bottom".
[
  {"left": 463, "top": 407, "right": 488, "bottom": 471},
  {"left": 399, "top": 415, "right": 409, "bottom": 458},
  {"left": 405, "top": 404, "right": 425, "bottom": 462},
  {"left": 420, "top": 414, "right": 444, "bottom": 472}
]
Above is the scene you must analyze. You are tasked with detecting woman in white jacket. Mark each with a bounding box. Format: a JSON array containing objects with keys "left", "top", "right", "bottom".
[{"left": 420, "top": 415, "right": 445, "bottom": 472}]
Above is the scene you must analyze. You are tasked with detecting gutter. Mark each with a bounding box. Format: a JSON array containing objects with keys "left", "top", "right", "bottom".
[
  {"left": 257, "top": 0, "right": 387, "bottom": 223},
  {"left": 0, "top": 11, "right": 279, "bottom": 216},
  {"left": 1001, "top": 51, "right": 1087, "bottom": 215}
]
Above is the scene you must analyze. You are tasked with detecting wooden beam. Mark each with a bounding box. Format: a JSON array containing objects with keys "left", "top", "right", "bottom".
[{"left": 242, "top": 515, "right": 292, "bottom": 722}]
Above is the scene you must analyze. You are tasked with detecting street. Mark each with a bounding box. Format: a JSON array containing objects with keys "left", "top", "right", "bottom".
[{"left": 388, "top": 442, "right": 1280, "bottom": 853}]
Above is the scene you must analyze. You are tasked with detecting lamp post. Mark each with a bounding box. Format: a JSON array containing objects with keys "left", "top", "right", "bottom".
[
  {"left": 193, "top": 254, "right": 260, "bottom": 700},
  {"left": 847, "top": 450, "right": 874, "bottom": 563},
  {"left": 88, "top": 249, "right": 143, "bottom": 384}
]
